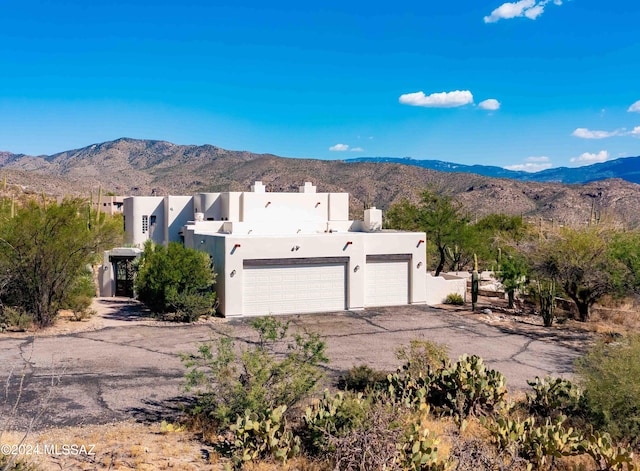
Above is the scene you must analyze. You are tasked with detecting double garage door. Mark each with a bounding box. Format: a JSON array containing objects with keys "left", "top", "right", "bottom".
[
  {"left": 243, "top": 258, "right": 347, "bottom": 316},
  {"left": 242, "top": 255, "right": 411, "bottom": 316}
]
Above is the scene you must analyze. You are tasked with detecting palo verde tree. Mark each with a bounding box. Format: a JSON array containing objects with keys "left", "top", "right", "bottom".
[
  {"left": 0, "top": 197, "right": 123, "bottom": 328},
  {"left": 519, "top": 224, "right": 637, "bottom": 322},
  {"left": 386, "top": 190, "right": 468, "bottom": 276}
]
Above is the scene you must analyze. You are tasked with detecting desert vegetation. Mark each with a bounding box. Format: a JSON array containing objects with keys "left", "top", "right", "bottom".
[
  {"left": 0, "top": 197, "right": 123, "bottom": 329},
  {"left": 387, "top": 189, "right": 640, "bottom": 326},
  {"left": 134, "top": 241, "right": 217, "bottom": 321},
  {"left": 175, "top": 318, "right": 638, "bottom": 470}
]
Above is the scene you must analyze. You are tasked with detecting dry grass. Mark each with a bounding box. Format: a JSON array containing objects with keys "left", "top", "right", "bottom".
[{"left": 1, "top": 420, "right": 223, "bottom": 470}]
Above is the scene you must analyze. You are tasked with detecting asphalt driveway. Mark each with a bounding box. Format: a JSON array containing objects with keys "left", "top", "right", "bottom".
[{"left": 0, "top": 299, "right": 587, "bottom": 430}]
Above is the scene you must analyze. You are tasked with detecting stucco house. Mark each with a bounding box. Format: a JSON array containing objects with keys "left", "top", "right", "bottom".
[{"left": 101, "top": 181, "right": 429, "bottom": 317}]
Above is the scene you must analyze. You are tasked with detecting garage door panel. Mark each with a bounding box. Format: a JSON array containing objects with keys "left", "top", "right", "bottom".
[
  {"left": 243, "top": 263, "right": 346, "bottom": 316},
  {"left": 365, "top": 260, "right": 409, "bottom": 307}
]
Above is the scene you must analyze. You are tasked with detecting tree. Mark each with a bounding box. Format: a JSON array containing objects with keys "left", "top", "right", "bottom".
[
  {"left": 496, "top": 254, "right": 528, "bottom": 309},
  {"left": 386, "top": 190, "right": 467, "bottom": 276},
  {"left": 518, "top": 225, "right": 634, "bottom": 322},
  {"left": 0, "top": 198, "right": 123, "bottom": 328},
  {"left": 135, "top": 241, "right": 216, "bottom": 321},
  {"left": 575, "top": 335, "right": 640, "bottom": 446}
]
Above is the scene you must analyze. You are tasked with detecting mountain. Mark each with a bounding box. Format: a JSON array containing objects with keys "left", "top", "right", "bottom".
[
  {"left": 347, "top": 156, "right": 640, "bottom": 185},
  {"left": 2, "top": 138, "right": 640, "bottom": 227}
]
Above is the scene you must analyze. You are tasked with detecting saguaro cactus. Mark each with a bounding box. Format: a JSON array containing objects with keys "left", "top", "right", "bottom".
[{"left": 471, "top": 253, "right": 479, "bottom": 311}]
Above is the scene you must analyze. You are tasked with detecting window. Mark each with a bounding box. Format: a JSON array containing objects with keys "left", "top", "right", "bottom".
[{"left": 142, "top": 215, "right": 149, "bottom": 233}]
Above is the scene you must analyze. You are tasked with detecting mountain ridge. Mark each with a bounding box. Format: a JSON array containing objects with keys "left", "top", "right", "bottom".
[
  {"left": 2, "top": 138, "right": 640, "bottom": 227},
  {"left": 347, "top": 155, "right": 640, "bottom": 185}
]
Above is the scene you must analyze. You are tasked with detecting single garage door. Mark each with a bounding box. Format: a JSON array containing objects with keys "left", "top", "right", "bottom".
[
  {"left": 365, "top": 255, "right": 410, "bottom": 307},
  {"left": 243, "top": 257, "right": 347, "bottom": 316}
]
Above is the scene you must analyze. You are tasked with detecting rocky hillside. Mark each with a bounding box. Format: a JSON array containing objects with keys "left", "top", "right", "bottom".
[{"left": 2, "top": 138, "right": 640, "bottom": 226}]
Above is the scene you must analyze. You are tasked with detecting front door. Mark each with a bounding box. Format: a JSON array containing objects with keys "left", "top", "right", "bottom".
[{"left": 112, "top": 257, "right": 135, "bottom": 297}]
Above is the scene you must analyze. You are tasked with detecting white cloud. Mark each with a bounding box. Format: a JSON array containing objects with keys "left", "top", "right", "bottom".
[
  {"left": 570, "top": 150, "right": 609, "bottom": 164},
  {"left": 524, "top": 4, "right": 545, "bottom": 19},
  {"left": 350, "top": 147, "right": 364, "bottom": 152},
  {"left": 484, "top": 0, "right": 562, "bottom": 23},
  {"left": 628, "top": 100, "right": 640, "bottom": 112},
  {"left": 329, "top": 143, "right": 349, "bottom": 151},
  {"left": 399, "top": 90, "right": 474, "bottom": 108},
  {"left": 572, "top": 127, "right": 621, "bottom": 139},
  {"left": 504, "top": 156, "right": 552, "bottom": 172},
  {"left": 478, "top": 99, "right": 501, "bottom": 111},
  {"left": 630, "top": 126, "right": 640, "bottom": 135}
]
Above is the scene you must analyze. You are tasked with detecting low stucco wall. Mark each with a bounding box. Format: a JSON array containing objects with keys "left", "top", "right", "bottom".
[{"left": 425, "top": 273, "right": 467, "bottom": 305}]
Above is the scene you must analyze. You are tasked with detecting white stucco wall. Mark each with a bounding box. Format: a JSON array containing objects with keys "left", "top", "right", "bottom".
[
  {"left": 425, "top": 273, "right": 467, "bottom": 305},
  {"left": 123, "top": 196, "right": 165, "bottom": 247},
  {"left": 188, "top": 230, "right": 427, "bottom": 317},
  {"left": 164, "top": 195, "right": 194, "bottom": 243}
]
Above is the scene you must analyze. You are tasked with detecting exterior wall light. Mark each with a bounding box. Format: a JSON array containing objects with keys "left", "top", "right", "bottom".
[
  {"left": 265, "top": 201, "right": 271, "bottom": 207},
  {"left": 230, "top": 269, "right": 236, "bottom": 277},
  {"left": 316, "top": 202, "right": 321, "bottom": 207},
  {"left": 346, "top": 241, "right": 353, "bottom": 245},
  {"left": 417, "top": 262, "right": 423, "bottom": 268},
  {"left": 354, "top": 265, "right": 360, "bottom": 272},
  {"left": 418, "top": 239, "right": 425, "bottom": 245},
  {"left": 234, "top": 243, "right": 241, "bottom": 248}
]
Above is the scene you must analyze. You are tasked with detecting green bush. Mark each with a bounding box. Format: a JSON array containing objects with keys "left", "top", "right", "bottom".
[
  {"left": 135, "top": 241, "right": 216, "bottom": 321},
  {"left": 444, "top": 293, "right": 464, "bottom": 305},
  {"left": 337, "top": 364, "right": 388, "bottom": 392},
  {"left": 0, "top": 306, "right": 32, "bottom": 331},
  {"left": 575, "top": 334, "right": 640, "bottom": 447},
  {"left": 396, "top": 339, "right": 449, "bottom": 379},
  {"left": 182, "top": 317, "right": 328, "bottom": 428}
]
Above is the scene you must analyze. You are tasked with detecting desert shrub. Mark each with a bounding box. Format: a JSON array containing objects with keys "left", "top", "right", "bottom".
[
  {"left": 302, "top": 390, "right": 371, "bottom": 456},
  {"left": 449, "top": 435, "right": 530, "bottom": 471},
  {"left": 444, "top": 293, "right": 464, "bottom": 305},
  {"left": 135, "top": 241, "right": 216, "bottom": 321},
  {"left": 323, "top": 399, "right": 403, "bottom": 471},
  {"left": 396, "top": 339, "right": 449, "bottom": 379},
  {"left": 575, "top": 334, "right": 640, "bottom": 447},
  {"left": 182, "top": 317, "right": 328, "bottom": 428},
  {"left": 337, "top": 364, "right": 388, "bottom": 392},
  {"left": 0, "top": 305, "right": 32, "bottom": 331}
]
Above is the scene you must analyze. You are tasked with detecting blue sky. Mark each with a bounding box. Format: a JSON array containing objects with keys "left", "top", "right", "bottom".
[{"left": 1, "top": 0, "right": 639, "bottom": 171}]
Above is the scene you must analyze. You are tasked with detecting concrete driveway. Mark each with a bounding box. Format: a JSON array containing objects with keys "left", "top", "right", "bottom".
[{"left": 0, "top": 299, "right": 587, "bottom": 430}]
